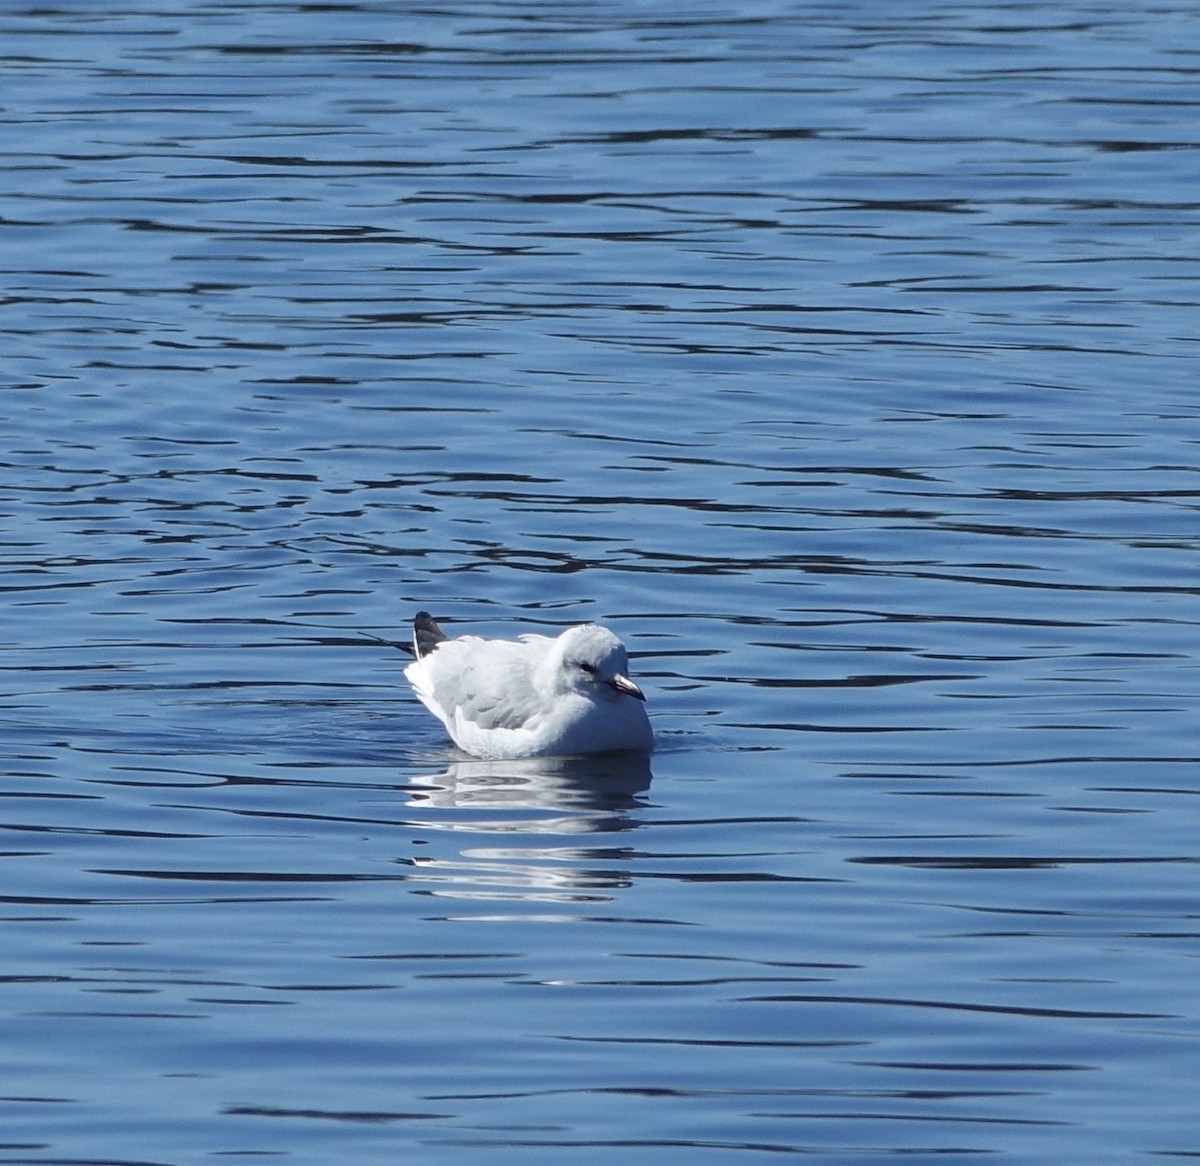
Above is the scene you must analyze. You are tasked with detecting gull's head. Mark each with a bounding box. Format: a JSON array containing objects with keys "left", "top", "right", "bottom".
[{"left": 548, "top": 624, "right": 646, "bottom": 703}]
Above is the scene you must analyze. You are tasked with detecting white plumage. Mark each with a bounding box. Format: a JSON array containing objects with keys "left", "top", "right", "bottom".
[{"left": 403, "top": 612, "right": 654, "bottom": 760}]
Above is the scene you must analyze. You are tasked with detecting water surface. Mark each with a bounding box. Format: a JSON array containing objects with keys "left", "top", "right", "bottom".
[{"left": 2, "top": 2, "right": 1199, "bottom": 1163}]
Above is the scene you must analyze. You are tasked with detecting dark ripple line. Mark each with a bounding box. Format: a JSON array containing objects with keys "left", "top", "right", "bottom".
[
  {"left": 754, "top": 1108, "right": 1068, "bottom": 1127},
  {"left": 858, "top": 755, "right": 1200, "bottom": 769},
  {"left": 0, "top": 1155, "right": 179, "bottom": 1166},
  {"left": 856, "top": 1059, "right": 1093, "bottom": 1073},
  {"left": 743, "top": 993, "right": 1172, "bottom": 1020},
  {"left": 850, "top": 855, "right": 1196, "bottom": 870},
  {"left": 224, "top": 1103, "right": 448, "bottom": 1123},
  {"left": 0, "top": 893, "right": 328, "bottom": 906},
  {"left": 91, "top": 868, "right": 403, "bottom": 884},
  {"left": 431, "top": 1137, "right": 812, "bottom": 1154},
  {"left": 1, "top": 822, "right": 207, "bottom": 840},
  {"left": 550, "top": 1035, "right": 864, "bottom": 1050}
]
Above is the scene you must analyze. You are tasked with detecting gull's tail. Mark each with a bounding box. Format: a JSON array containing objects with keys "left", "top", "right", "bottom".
[{"left": 413, "top": 611, "right": 448, "bottom": 660}]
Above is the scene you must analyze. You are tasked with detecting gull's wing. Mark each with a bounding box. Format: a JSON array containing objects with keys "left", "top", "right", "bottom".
[{"left": 405, "top": 634, "right": 552, "bottom": 733}]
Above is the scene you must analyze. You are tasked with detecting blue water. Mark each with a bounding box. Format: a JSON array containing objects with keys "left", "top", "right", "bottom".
[{"left": 2, "top": 2, "right": 1199, "bottom": 1163}]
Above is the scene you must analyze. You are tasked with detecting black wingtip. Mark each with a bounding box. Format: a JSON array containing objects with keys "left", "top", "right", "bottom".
[
  {"left": 413, "top": 611, "right": 448, "bottom": 659},
  {"left": 360, "top": 630, "right": 413, "bottom": 656}
]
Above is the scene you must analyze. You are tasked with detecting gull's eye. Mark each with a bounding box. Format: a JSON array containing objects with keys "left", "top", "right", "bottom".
[{"left": 577, "top": 661, "right": 597, "bottom": 675}]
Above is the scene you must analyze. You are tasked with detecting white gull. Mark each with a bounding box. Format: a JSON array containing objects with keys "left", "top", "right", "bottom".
[{"left": 403, "top": 612, "right": 654, "bottom": 760}]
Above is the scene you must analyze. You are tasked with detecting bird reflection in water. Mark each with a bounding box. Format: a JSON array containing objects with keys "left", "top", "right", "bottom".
[
  {"left": 398, "top": 753, "right": 655, "bottom": 904},
  {"left": 407, "top": 750, "right": 653, "bottom": 813}
]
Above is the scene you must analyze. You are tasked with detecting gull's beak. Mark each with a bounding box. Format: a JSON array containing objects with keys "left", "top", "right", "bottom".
[{"left": 610, "top": 674, "right": 646, "bottom": 701}]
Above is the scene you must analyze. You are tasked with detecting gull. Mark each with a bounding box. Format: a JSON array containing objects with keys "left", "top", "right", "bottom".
[{"left": 403, "top": 612, "right": 653, "bottom": 760}]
